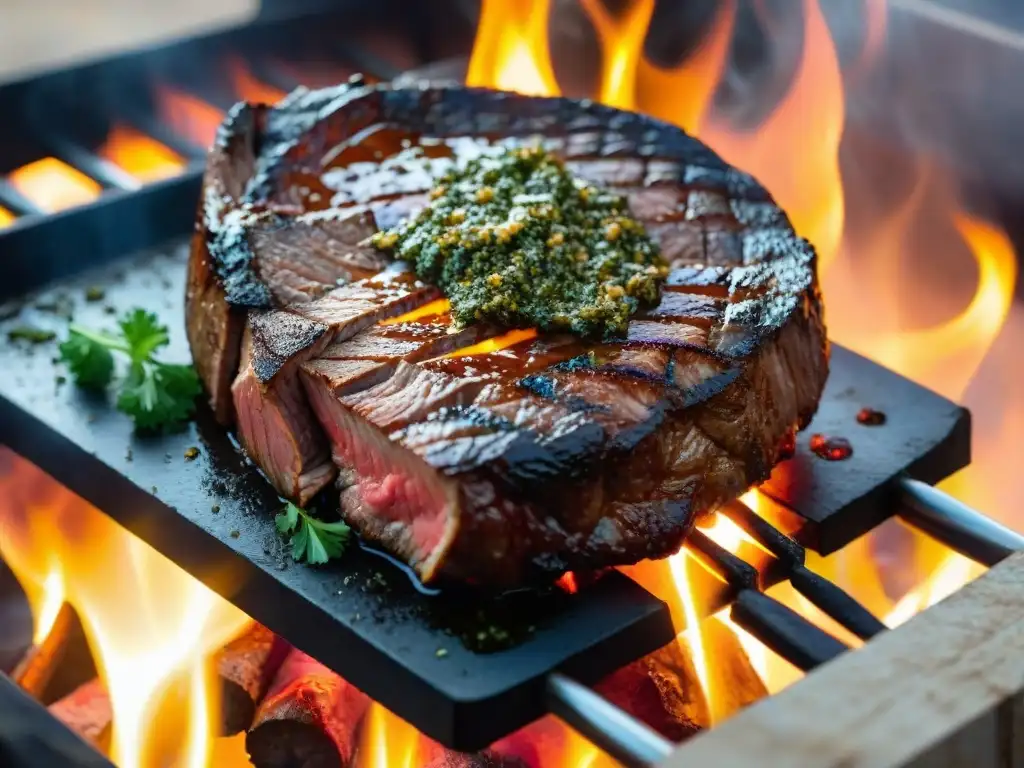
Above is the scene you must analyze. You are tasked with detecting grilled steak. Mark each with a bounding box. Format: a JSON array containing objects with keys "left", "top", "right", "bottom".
[{"left": 187, "top": 83, "right": 828, "bottom": 586}]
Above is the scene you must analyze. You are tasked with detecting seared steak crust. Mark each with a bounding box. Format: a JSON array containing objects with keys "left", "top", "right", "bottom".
[{"left": 187, "top": 83, "right": 828, "bottom": 586}]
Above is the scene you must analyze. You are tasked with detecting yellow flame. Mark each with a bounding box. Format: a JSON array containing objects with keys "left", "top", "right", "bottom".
[
  {"left": 357, "top": 703, "right": 422, "bottom": 768},
  {"left": 8, "top": 158, "right": 102, "bottom": 213},
  {"left": 32, "top": 567, "right": 65, "bottom": 645},
  {"left": 440, "top": 328, "right": 538, "bottom": 358},
  {"left": 577, "top": 0, "right": 656, "bottom": 109},
  {"left": 227, "top": 56, "right": 287, "bottom": 105},
  {"left": 884, "top": 553, "right": 983, "bottom": 628},
  {"left": 862, "top": 212, "right": 1018, "bottom": 401},
  {"left": 98, "top": 125, "right": 185, "bottom": 184},
  {"left": 668, "top": 553, "right": 711, "bottom": 710},
  {"left": 0, "top": 454, "right": 250, "bottom": 768},
  {"left": 379, "top": 298, "right": 451, "bottom": 325},
  {"left": 635, "top": 0, "right": 737, "bottom": 134},
  {"left": 466, "top": 0, "right": 559, "bottom": 96},
  {"left": 0, "top": 205, "right": 14, "bottom": 228},
  {"left": 699, "top": 0, "right": 846, "bottom": 269}
]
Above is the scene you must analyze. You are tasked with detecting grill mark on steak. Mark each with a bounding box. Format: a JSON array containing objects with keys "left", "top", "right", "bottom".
[
  {"left": 231, "top": 273, "right": 441, "bottom": 503},
  {"left": 188, "top": 83, "right": 829, "bottom": 586},
  {"left": 299, "top": 307, "right": 495, "bottom": 398},
  {"left": 248, "top": 208, "right": 389, "bottom": 303}
]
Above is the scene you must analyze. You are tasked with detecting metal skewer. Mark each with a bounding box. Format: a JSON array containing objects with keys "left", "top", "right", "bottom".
[
  {"left": 897, "top": 476, "right": 1024, "bottom": 566},
  {"left": 547, "top": 673, "right": 674, "bottom": 768}
]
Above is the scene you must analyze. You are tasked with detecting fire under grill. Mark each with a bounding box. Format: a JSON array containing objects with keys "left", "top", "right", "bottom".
[{"left": 2, "top": 2, "right": 1024, "bottom": 768}]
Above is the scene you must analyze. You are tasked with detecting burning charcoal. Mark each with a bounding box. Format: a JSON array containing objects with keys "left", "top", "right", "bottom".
[
  {"left": 423, "top": 752, "right": 530, "bottom": 768},
  {"left": 48, "top": 677, "right": 112, "bottom": 753},
  {"left": 647, "top": 635, "right": 711, "bottom": 729},
  {"left": 216, "top": 623, "right": 289, "bottom": 734},
  {"left": 489, "top": 715, "right": 565, "bottom": 767},
  {"left": 699, "top": 617, "right": 768, "bottom": 716},
  {"left": 11, "top": 602, "right": 85, "bottom": 701},
  {"left": 246, "top": 648, "right": 370, "bottom": 768},
  {"left": 595, "top": 640, "right": 703, "bottom": 742}
]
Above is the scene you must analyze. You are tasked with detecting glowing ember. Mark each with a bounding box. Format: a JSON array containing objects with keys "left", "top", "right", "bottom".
[
  {"left": 8, "top": 158, "right": 101, "bottom": 212},
  {"left": 157, "top": 87, "right": 225, "bottom": 149},
  {"left": 808, "top": 434, "right": 854, "bottom": 461},
  {"left": 98, "top": 125, "right": 185, "bottom": 184},
  {"left": 556, "top": 571, "right": 579, "bottom": 594},
  {"left": 0, "top": 205, "right": 15, "bottom": 228},
  {"left": 856, "top": 407, "right": 887, "bottom": 426}
]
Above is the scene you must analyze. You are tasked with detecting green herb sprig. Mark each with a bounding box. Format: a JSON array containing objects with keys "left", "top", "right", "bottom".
[
  {"left": 275, "top": 502, "right": 351, "bottom": 565},
  {"left": 58, "top": 309, "right": 201, "bottom": 431}
]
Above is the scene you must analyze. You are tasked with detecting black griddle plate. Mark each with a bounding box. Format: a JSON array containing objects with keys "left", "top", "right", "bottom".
[{"left": 0, "top": 242, "right": 970, "bottom": 750}]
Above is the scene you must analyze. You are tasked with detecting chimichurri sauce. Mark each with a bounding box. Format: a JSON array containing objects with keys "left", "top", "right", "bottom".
[{"left": 371, "top": 146, "right": 666, "bottom": 339}]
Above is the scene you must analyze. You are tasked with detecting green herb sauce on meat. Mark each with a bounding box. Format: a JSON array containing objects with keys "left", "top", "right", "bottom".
[{"left": 370, "top": 146, "right": 666, "bottom": 339}]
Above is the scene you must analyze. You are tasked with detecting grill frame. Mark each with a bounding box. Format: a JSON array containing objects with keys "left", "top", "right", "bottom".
[
  {"left": 2, "top": 1, "right": 1021, "bottom": 764},
  {"left": 0, "top": 236, "right": 971, "bottom": 748}
]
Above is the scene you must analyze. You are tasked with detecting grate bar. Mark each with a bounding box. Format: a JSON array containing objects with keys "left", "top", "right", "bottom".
[
  {"left": 0, "top": 180, "right": 43, "bottom": 217},
  {"left": 788, "top": 564, "right": 887, "bottom": 640},
  {"left": 685, "top": 531, "right": 851, "bottom": 669},
  {"left": 45, "top": 139, "right": 139, "bottom": 191},
  {"left": 721, "top": 500, "right": 887, "bottom": 640},
  {"left": 730, "top": 590, "right": 847, "bottom": 671},
  {"left": 546, "top": 672, "right": 674, "bottom": 768},
  {"left": 898, "top": 476, "right": 1024, "bottom": 566}
]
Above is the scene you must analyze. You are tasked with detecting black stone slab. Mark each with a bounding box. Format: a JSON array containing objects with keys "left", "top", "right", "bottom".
[
  {"left": 0, "top": 242, "right": 970, "bottom": 748},
  {"left": 760, "top": 346, "right": 971, "bottom": 554},
  {"left": 0, "top": 243, "right": 674, "bottom": 751}
]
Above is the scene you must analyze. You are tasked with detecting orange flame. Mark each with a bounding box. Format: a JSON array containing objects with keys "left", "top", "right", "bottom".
[
  {"left": 8, "top": 158, "right": 102, "bottom": 213},
  {"left": 577, "top": 0, "right": 656, "bottom": 109},
  {"left": 0, "top": 451, "right": 250, "bottom": 768},
  {"left": 98, "top": 125, "right": 185, "bottom": 184},
  {"left": 700, "top": 0, "right": 846, "bottom": 268},
  {"left": 0, "top": 205, "right": 14, "bottom": 228},
  {"left": 849, "top": 0, "right": 890, "bottom": 82},
  {"left": 156, "top": 87, "right": 225, "bottom": 149},
  {"left": 440, "top": 328, "right": 538, "bottom": 358},
  {"left": 379, "top": 298, "right": 452, "bottom": 325},
  {"left": 467, "top": 0, "right": 1018, "bottom": 720},
  {"left": 227, "top": 57, "right": 287, "bottom": 105},
  {"left": 467, "top": 0, "right": 558, "bottom": 96},
  {"left": 355, "top": 704, "right": 426, "bottom": 768},
  {"left": 634, "top": 1, "right": 737, "bottom": 134}
]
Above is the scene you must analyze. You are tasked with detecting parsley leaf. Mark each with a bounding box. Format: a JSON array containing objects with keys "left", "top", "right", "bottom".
[
  {"left": 118, "top": 309, "right": 169, "bottom": 363},
  {"left": 59, "top": 310, "right": 201, "bottom": 431},
  {"left": 117, "top": 360, "right": 202, "bottom": 432},
  {"left": 58, "top": 332, "right": 116, "bottom": 390},
  {"left": 274, "top": 503, "right": 350, "bottom": 566}
]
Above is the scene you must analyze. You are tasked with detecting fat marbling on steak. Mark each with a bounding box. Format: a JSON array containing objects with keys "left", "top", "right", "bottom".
[{"left": 186, "top": 82, "right": 828, "bottom": 587}]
